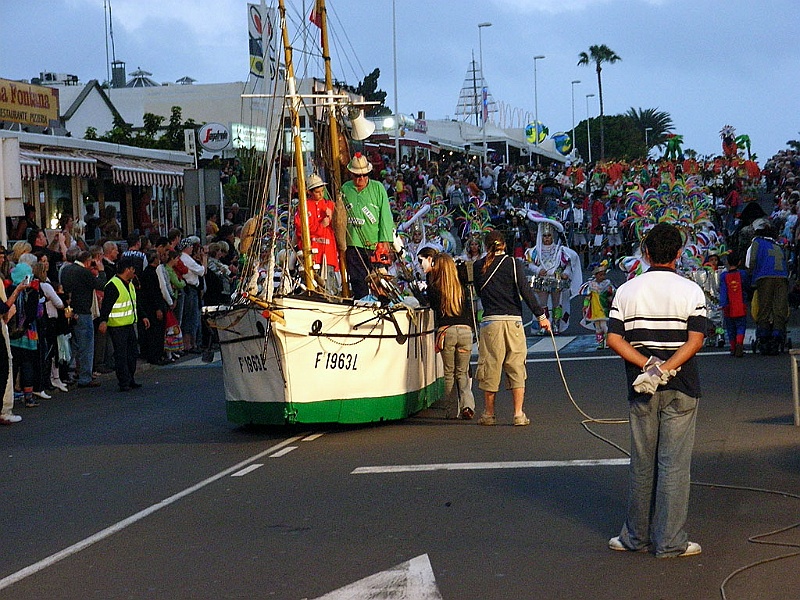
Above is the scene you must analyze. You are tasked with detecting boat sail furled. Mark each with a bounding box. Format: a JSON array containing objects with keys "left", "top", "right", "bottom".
[{"left": 206, "top": 0, "right": 443, "bottom": 425}]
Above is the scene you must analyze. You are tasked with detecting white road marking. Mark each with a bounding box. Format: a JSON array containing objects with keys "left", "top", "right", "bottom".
[
  {"left": 231, "top": 464, "right": 263, "bottom": 477},
  {"left": 352, "top": 458, "right": 629, "bottom": 474},
  {"left": 0, "top": 435, "right": 307, "bottom": 591},
  {"left": 270, "top": 446, "right": 297, "bottom": 457},
  {"left": 312, "top": 554, "right": 441, "bottom": 599},
  {"left": 528, "top": 335, "right": 575, "bottom": 353},
  {"left": 302, "top": 433, "right": 325, "bottom": 441}
]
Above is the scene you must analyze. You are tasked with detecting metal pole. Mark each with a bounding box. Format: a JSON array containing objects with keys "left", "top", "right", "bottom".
[
  {"left": 392, "top": 0, "right": 400, "bottom": 172},
  {"left": 571, "top": 80, "right": 580, "bottom": 160},
  {"left": 533, "top": 55, "right": 545, "bottom": 164},
  {"left": 587, "top": 97, "right": 592, "bottom": 164},
  {"left": 478, "top": 22, "right": 491, "bottom": 172},
  {"left": 645, "top": 126, "right": 652, "bottom": 158}
]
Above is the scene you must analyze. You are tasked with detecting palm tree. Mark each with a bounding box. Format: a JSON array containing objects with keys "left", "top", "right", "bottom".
[
  {"left": 578, "top": 44, "right": 621, "bottom": 161},
  {"left": 625, "top": 107, "right": 674, "bottom": 154}
]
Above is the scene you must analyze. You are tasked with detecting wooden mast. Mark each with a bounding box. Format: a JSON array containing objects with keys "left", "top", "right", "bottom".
[
  {"left": 277, "top": 0, "right": 316, "bottom": 291},
  {"left": 317, "top": 0, "right": 351, "bottom": 297}
]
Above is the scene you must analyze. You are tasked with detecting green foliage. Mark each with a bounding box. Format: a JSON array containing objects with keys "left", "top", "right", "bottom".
[
  {"left": 343, "top": 68, "right": 392, "bottom": 118},
  {"left": 602, "top": 115, "right": 649, "bottom": 160},
  {"left": 99, "top": 114, "right": 134, "bottom": 145},
  {"left": 94, "top": 106, "right": 196, "bottom": 151},
  {"left": 624, "top": 107, "right": 674, "bottom": 153}
]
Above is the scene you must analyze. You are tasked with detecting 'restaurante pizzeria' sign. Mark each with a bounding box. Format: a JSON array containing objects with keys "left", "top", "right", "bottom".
[{"left": 0, "top": 78, "right": 60, "bottom": 128}]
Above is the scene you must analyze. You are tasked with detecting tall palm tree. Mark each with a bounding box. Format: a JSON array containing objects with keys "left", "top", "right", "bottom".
[{"left": 578, "top": 44, "right": 621, "bottom": 161}]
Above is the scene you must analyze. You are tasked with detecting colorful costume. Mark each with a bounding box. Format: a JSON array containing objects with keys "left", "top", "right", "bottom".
[
  {"left": 719, "top": 267, "right": 748, "bottom": 357},
  {"left": 524, "top": 216, "right": 582, "bottom": 334},
  {"left": 580, "top": 266, "right": 616, "bottom": 348}
]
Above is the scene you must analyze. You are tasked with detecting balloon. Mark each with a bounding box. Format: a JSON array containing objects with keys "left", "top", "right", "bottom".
[
  {"left": 525, "top": 121, "right": 549, "bottom": 144},
  {"left": 551, "top": 132, "right": 572, "bottom": 155}
]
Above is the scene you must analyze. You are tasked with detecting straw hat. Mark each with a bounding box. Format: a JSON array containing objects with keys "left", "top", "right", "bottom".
[
  {"left": 306, "top": 174, "right": 326, "bottom": 190},
  {"left": 347, "top": 152, "right": 373, "bottom": 175}
]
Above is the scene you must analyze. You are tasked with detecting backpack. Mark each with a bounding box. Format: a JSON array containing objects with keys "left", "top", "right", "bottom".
[{"left": 6, "top": 293, "right": 28, "bottom": 339}]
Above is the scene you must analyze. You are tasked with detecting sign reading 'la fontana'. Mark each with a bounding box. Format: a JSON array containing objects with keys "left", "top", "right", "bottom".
[{"left": 0, "top": 78, "right": 60, "bottom": 128}]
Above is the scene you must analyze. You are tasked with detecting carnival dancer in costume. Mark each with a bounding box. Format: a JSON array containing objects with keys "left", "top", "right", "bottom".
[
  {"left": 342, "top": 153, "right": 395, "bottom": 299},
  {"left": 719, "top": 252, "right": 749, "bottom": 357},
  {"left": 585, "top": 190, "right": 607, "bottom": 263},
  {"left": 562, "top": 194, "right": 589, "bottom": 267},
  {"left": 294, "top": 174, "right": 340, "bottom": 295},
  {"left": 745, "top": 219, "right": 789, "bottom": 355},
  {"left": 601, "top": 197, "right": 625, "bottom": 262},
  {"left": 580, "top": 262, "right": 616, "bottom": 349},
  {"left": 524, "top": 216, "right": 582, "bottom": 334}
]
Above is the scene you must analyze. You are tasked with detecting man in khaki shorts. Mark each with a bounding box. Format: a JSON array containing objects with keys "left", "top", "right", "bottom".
[{"left": 474, "top": 231, "right": 551, "bottom": 426}]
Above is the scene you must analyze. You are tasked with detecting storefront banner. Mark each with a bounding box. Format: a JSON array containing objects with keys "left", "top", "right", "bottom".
[{"left": 0, "top": 79, "right": 59, "bottom": 128}]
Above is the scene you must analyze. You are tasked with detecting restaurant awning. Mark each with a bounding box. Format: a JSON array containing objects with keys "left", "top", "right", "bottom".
[
  {"left": 20, "top": 149, "right": 97, "bottom": 178},
  {"left": 19, "top": 154, "right": 40, "bottom": 180},
  {"left": 90, "top": 154, "right": 186, "bottom": 188}
]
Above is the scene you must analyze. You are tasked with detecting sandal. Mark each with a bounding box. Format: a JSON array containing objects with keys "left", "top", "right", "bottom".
[
  {"left": 478, "top": 412, "right": 496, "bottom": 426},
  {"left": 460, "top": 407, "right": 475, "bottom": 420},
  {"left": 513, "top": 413, "right": 530, "bottom": 426}
]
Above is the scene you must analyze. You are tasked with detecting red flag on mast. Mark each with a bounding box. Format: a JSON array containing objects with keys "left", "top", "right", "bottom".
[{"left": 309, "top": 1, "right": 323, "bottom": 29}]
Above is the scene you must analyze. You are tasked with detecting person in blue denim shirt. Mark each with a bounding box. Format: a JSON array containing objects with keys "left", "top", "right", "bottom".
[{"left": 606, "top": 223, "right": 707, "bottom": 558}]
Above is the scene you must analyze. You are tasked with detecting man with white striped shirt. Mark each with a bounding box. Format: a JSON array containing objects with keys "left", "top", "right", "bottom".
[{"left": 605, "top": 223, "right": 707, "bottom": 558}]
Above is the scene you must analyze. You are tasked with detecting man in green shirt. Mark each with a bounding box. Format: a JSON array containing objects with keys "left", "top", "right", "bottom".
[{"left": 340, "top": 153, "right": 395, "bottom": 299}]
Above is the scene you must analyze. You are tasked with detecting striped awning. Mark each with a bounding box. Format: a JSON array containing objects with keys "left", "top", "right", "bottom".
[
  {"left": 91, "top": 154, "right": 185, "bottom": 188},
  {"left": 20, "top": 150, "right": 97, "bottom": 178},
  {"left": 19, "top": 155, "right": 41, "bottom": 180}
]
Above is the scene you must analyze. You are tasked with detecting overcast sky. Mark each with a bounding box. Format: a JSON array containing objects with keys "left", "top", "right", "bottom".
[{"left": 2, "top": 0, "right": 797, "bottom": 161}]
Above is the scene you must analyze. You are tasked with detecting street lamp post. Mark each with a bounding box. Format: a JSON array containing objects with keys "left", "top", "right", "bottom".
[
  {"left": 533, "top": 55, "right": 545, "bottom": 164},
  {"left": 585, "top": 93, "right": 595, "bottom": 164},
  {"left": 644, "top": 127, "right": 653, "bottom": 157},
  {"left": 570, "top": 79, "right": 580, "bottom": 160},
  {"left": 392, "top": 0, "right": 400, "bottom": 171},
  {"left": 478, "top": 22, "right": 492, "bottom": 171}
]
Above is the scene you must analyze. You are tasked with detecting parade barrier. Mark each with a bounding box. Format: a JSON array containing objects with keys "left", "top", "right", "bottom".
[{"left": 788, "top": 349, "right": 800, "bottom": 426}]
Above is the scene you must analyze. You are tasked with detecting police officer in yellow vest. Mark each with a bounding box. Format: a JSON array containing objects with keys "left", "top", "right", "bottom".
[{"left": 98, "top": 256, "right": 150, "bottom": 392}]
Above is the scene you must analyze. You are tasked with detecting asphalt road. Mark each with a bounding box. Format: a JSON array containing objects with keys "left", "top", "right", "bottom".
[{"left": 0, "top": 345, "right": 798, "bottom": 600}]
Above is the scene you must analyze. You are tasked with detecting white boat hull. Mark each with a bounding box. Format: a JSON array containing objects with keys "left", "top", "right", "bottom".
[{"left": 207, "top": 296, "right": 444, "bottom": 425}]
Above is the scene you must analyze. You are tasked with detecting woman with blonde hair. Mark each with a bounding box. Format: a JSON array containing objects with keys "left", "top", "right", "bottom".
[
  {"left": 420, "top": 248, "right": 475, "bottom": 420},
  {"left": 473, "top": 230, "right": 550, "bottom": 426},
  {"left": 9, "top": 241, "right": 32, "bottom": 267}
]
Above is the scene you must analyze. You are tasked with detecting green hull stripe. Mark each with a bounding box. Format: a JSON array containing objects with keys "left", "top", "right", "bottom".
[{"left": 227, "top": 378, "right": 444, "bottom": 425}]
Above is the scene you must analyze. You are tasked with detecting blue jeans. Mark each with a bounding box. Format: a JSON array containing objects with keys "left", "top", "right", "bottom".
[
  {"left": 618, "top": 390, "right": 698, "bottom": 557},
  {"left": 73, "top": 313, "right": 95, "bottom": 385}
]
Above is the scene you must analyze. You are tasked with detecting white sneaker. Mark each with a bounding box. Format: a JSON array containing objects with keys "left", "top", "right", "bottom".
[
  {"left": 33, "top": 390, "right": 52, "bottom": 400},
  {"left": 608, "top": 536, "right": 649, "bottom": 553},
  {"left": 51, "top": 379, "right": 69, "bottom": 393},
  {"left": 0, "top": 414, "right": 22, "bottom": 424},
  {"left": 678, "top": 542, "right": 702, "bottom": 557}
]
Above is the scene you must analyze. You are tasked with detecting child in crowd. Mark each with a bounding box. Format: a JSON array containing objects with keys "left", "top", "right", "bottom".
[
  {"left": 719, "top": 252, "right": 749, "bottom": 357},
  {"left": 580, "top": 262, "right": 616, "bottom": 349}
]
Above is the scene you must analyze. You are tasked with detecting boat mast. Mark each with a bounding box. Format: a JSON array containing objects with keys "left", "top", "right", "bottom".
[
  {"left": 317, "top": 0, "right": 351, "bottom": 297},
  {"left": 277, "top": 0, "right": 316, "bottom": 291}
]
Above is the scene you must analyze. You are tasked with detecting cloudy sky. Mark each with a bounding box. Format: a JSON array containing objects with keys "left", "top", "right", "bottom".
[{"left": 1, "top": 0, "right": 797, "bottom": 161}]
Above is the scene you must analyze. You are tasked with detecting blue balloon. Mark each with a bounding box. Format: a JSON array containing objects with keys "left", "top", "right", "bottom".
[{"left": 551, "top": 132, "right": 572, "bottom": 155}]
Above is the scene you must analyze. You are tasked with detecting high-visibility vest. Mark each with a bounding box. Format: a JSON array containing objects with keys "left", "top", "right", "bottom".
[{"left": 106, "top": 277, "right": 137, "bottom": 327}]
